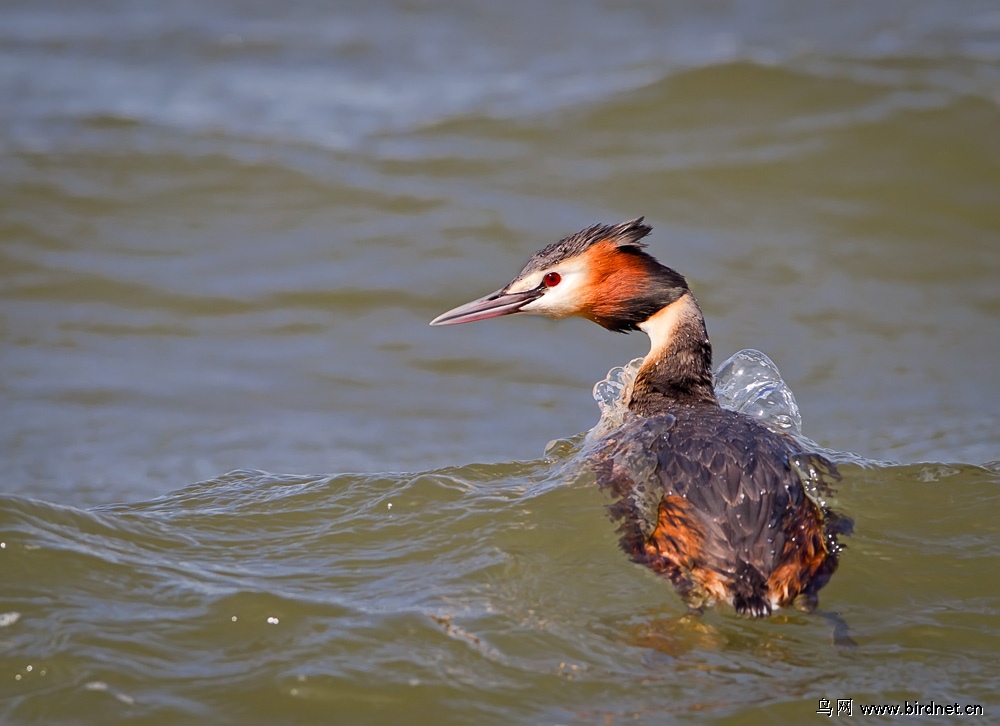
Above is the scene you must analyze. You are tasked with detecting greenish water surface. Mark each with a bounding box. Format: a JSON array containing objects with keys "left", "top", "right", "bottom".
[{"left": 1, "top": 1, "right": 998, "bottom": 722}]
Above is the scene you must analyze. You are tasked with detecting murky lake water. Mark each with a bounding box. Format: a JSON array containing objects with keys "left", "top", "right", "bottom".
[{"left": 2, "top": 1, "right": 999, "bottom": 722}]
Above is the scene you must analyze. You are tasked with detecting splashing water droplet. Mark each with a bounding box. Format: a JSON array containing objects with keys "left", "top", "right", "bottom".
[
  {"left": 714, "top": 350, "right": 802, "bottom": 435},
  {"left": 588, "top": 350, "right": 802, "bottom": 443}
]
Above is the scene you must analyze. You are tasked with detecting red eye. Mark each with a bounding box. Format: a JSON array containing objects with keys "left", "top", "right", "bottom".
[{"left": 543, "top": 272, "right": 561, "bottom": 287}]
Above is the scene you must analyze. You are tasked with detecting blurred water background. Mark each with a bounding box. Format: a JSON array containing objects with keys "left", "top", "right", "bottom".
[{"left": 2, "top": 0, "right": 999, "bottom": 723}]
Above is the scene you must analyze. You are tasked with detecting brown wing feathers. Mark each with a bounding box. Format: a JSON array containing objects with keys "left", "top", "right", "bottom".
[{"left": 594, "top": 408, "right": 843, "bottom": 616}]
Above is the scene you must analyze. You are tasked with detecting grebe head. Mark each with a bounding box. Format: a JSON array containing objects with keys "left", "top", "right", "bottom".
[
  {"left": 429, "top": 218, "right": 691, "bottom": 332},
  {"left": 432, "top": 218, "right": 717, "bottom": 410}
]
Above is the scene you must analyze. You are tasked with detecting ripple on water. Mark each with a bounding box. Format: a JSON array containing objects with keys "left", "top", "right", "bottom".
[{"left": 3, "top": 364, "right": 999, "bottom": 722}]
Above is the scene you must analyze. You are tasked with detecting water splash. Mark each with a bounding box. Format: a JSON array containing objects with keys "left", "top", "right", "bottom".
[
  {"left": 588, "top": 349, "right": 801, "bottom": 441},
  {"left": 587, "top": 357, "right": 644, "bottom": 443},
  {"left": 587, "top": 349, "right": 884, "bottom": 469},
  {"left": 714, "top": 349, "right": 802, "bottom": 435}
]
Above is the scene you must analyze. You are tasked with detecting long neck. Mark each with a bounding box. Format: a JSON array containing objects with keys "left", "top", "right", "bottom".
[{"left": 627, "top": 292, "right": 718, "bottom": 415}]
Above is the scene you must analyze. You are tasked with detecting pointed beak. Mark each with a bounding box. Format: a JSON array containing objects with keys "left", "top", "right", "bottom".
[{"left": 429, "top": 286, "right": 543, "bottom": 326}]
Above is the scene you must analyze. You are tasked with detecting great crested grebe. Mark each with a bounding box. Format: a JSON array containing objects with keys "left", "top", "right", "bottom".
[{"left": 430, "top": 218, "right": 848, "bottom": 618}]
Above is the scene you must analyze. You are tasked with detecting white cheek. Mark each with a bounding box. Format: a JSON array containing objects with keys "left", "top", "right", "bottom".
[{"left": 520, "top": 274, "right": 585, "bottom": 318}]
